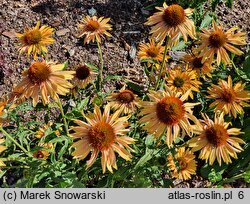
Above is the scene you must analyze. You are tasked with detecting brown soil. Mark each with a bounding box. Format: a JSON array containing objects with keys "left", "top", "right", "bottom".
[{"left": 1, "top": 0, "right": 250, "bottom": 96}]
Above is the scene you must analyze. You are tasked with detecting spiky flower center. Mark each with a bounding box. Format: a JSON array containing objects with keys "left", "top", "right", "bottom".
[
  {"left": 156, "top": 96, "right": 185, "bottom": 125},
  {"left": 146, "top": 46, "right": 160, "bottom": 58},
  {"left": 24, "top": 29, "right": 42, "bottom": 45},
  {"left": 75, "top": 65, "right": 90, "bottom": 80},
  {"left": 88, "top": 122, "right": 115, "bottom": 150},
  {"left": 208, "top": 31, "right": 226, "bottom": 48},
  {"left": 163, "top": 4, "right": 185, "bottom": 27},
  {"left": 173, "top": 76, "right": 185, "bottom": 88},
  {"left": 220, "top": 88, "right": 235, "bottom": 103},
  {"left": 117, "top": 90, "right": 135, "bottom": 103},
  {"left": 33, "top": 150, "right": 45, "bottom": 159},
  {"left": 86, "top": 20, "right": 100, "bottom": 32},
  {"left": 192, "top": 57, "right": 203, "bottom": 68},
  {"left": 178, "top": 158, "right": 188, "bottom": 170},
  {"left": 28, "top": 61, "right": 51, "bottom": 84},
  {"left": 205, "top": 124, "right": 229, "bottom": 146}
]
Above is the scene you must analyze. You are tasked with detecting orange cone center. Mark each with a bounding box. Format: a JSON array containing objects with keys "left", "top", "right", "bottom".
[
  {"left": 86, "top": 20, "right": 100, "bottom": 32},
  {"left": 156, "top": 96, "right": 185, "bottom": 125},
  {"left": 88, "top": 122, "right": 115, "bottom": 150},
  {"left": 28, "top": 61, "right": 51, "bottom": 84},
  {"left": 24, "top": 29, "right": 42, "bottom": 45},
  {"left": 117, "top": 90, "right": 135, "bottom": 103},
  {"left": 208, "top": 31, "right": 226, "bottom": 48},
  {"left": 163, "top": 4, "right": 185, "bottom": 27},
  {"left": 173, "top": 76, "right": 185, "bottom": 88},
  {"left": 205, "top": 124, "right": 229, "bottom": 146},
  {"left": 75, "top": 65, "right": 91, "bottom": 80}
]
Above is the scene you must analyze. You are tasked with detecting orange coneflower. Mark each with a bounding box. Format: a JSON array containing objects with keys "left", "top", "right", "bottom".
[
  {"left": 0, "top": 100, "right": 7, "bottom": 126},
  {"left": 196, "top": 21, "right": 246, "bottom": 65},
  {"left": 70, "top": 105, "right": 135, "bottom": 173},
  {"left": 207, "top": 76, "right": 250, "bottom": 118},
  {"left": 16, "top": 21, "right": 55, "bottom": 59},
  {"left": 167, "top": 147, "right": 197, "bottom": 180},
  {"left": 165, "top": 67, "right": 201, "bottom": 99},
  {"left": 145, "top": 3, "right": 196, "bottom": 47},
  {"left": 36, "top": 122, "right": 52, "bottom": 139},
  {"left": 139, "top": 87, "right": 199, "bottom": 147},
  {"left": 138, "top": 39, "right": 165, "bottom": 62},
  {"left": 33, "top": 142, "right": 53, "bottom": 160},
  {"left": 189, "top": 112, "right": 245, "bottom": 165},
  {"left": 107, "top": 86, "right": 140, "bottom": 115},
  {"left": 78, "top": 16, "right": 112, "bottom": 44},
  {"left": 73, "top": 64, "right": 97, "bottom": 88},
  {"left": 12, "top": 60, "right": 75, "bottom": 107},
  {"left": 182, "top": 50, "right": 214, "bottom": 78}
]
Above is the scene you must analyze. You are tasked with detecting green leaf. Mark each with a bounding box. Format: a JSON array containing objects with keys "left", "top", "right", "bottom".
[
  {"left": 200, "top": 163, "right": 227, "bottom": 179},
  {"left": 63, "top": 60, "right": 69, "bottom": 69},
  {"left": 200, "top": 13, "right": 213, "bottom": 28},
  {"left": 208, "top": 169, "right": 224, "bottom": 183},
  {"left": 86, "top": 63, "right": 99, "bottom": 72},
  {"left": 243, "top": 50, "right": 250, "bottom": 76},
  {"left": 172, "top": 41, "right": 186, "bottom": 51},
  {"left": 211, "top": 0, "right": 220, "bottom": 11},
  {"left": 125, "top": 80, "right": 143, "bottom": 93},
  {"left": 243, "top": 170, "right": 250, "bottom": 183},
  {"left": 226, "top": 0, "right": 234, "bottom": 8},
  {"left": 104, "top": 75, "right": 123, "bottom": 81},
  {"left": 76, "top": 96, "right": 89, "bottom": 111},
  {"left": 134, "top": 149, "right": 156, "bottom": 169}
]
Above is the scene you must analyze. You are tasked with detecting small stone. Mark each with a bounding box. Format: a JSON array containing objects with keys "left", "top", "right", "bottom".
[
  {"left": 68, "top": 49, "right": 75, "bottom": 57},
  {"left": 2, "top": 30, "right": 16, "bottom": 39},
  {"left": 88, "top": 7, "right": 97, "bottom": 16},
  {"left": 56, "top": 28, "right": 70, "bottom": 36}
]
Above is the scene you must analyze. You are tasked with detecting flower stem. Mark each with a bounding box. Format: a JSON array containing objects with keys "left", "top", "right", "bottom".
[
  {"left": 155, "top": 37, "right": 169, "bottom": 90},
  {"left": 0, "top": 127, "right": 29, "bottom": 154},
  {"left": 57, "top": 99, "right": 69, "bottom": 135},
  {"left": 97, "top": 41, "right": 104, "bottom": 91}
]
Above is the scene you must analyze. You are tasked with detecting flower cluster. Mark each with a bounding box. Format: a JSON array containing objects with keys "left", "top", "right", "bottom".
[{"left": 0, "top": 1, "right": 249, "bottom": 185}]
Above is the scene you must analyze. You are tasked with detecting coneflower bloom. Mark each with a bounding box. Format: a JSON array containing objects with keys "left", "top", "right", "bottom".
[
  {"left": 0, "top": 100, "right": 7, "bottom": 126},
  {"left": 138, "top": 39, "right": 165, "bottom": 62},
  {"left": 16, "top": 21, "right": 55, "bottom": 59},
  {"left": 167, "top": 147, "right": 197, "bottom": 180},
  {"left": 189, "top": 112, "right": 245, "bottom": 165},
  {"left": 78, "top": 16, "right": 112, "bottom": 44},
  {"left": 165, "top": 68, "right": 201, "bottom": 99},
  {"left": 207, "top": 76, "right": 250, "bottom": 118},
  {"left": 12, "top": 60, "right": 75, "bottom": 107},
  {"left": 73, "top": 64, "right": 97, "bottom": 88},
  {"left": 145, "top": 3, "right": 196, "bottom": 47},
  {"left": 182, "top": 51, "right": 214, "bottom": 78},
  {"left": 36, "top": 122, "right": 52, "bottom": 139},
  {"left": 33, "top": 142, "right": 53, "bottom": 160},
  {"left": 196, "top": 21, "right": 246, "bottom": 65},
  {"left": 139, "top": 87, "right": 199, "bottom": 147},
  {"left": 107, "top": 86, "right": 140, "bottom": 114},
  {"left": 70, "top": 105, "right": 135, "bottom": 173}
]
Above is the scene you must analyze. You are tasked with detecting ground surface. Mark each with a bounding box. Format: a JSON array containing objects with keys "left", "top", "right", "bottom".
[
  {"left": 1, "top": 0, "right": 249, "bottom": 96},
  {"left": 0, "top": 0, "right": 250, "bottom": 187}
]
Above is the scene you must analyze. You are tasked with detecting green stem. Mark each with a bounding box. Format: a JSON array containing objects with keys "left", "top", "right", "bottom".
[
  {"left": 97, "top": 41, "right": 104, "bottom": 91},
  {"left": 155, "top": 38, "right": 169, "bottom": 90},
  {"left": 217, "top": 173, "right": 244, "bottom": 185},
  {"left": 57, "top": 100, "right": 69, "bottom": 135},
  {"left": 0, "top": 157, "right": 27, "bottom": 161},
  {"left": 1, "top": 165, "right": 29, "bottom": 169},
  {"left": 0, "top": 127, "right": 29, "bottom": 154}
]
